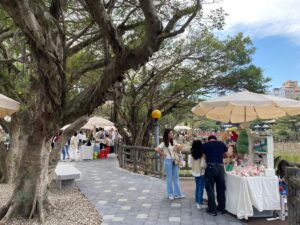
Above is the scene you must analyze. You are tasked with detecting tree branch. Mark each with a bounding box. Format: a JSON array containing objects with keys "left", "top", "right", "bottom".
[
  {"left": 68, "top": 59, "right": 105, "bottom": 85},
  {"left": 0, "top": 30, "right": 14, "bottom": 43},
  {"left": 66, "top": 22, "right": 94, "bottom": 49},
  {"left": 49, "top": 0, "right": 62, "bottom": 21},
  {"left": 159, "top": 0, "right": 201, "bottom": 40},
  {"left": 67, "top": 33, "right": 102, "bottom": 56},
  {"left": 85, "top": 0, "right": 125, "bottom": 56}
]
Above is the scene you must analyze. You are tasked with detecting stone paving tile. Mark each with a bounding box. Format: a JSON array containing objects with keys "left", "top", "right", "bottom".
[{"left": 73, "top": 155, "right": 246, "bottom": 225}]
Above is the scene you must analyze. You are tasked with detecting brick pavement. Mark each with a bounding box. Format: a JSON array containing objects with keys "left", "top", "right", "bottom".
[{"left": 73, "top": 154, "right": 245, "bottom": 225}]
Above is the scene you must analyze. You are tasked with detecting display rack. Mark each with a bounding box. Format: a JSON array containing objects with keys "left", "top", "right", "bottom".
[{"left": 248, "top": 134, "right": 275, "bottom": 177}]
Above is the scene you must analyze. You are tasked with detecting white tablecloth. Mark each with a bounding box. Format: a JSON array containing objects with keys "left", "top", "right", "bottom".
[{"left": 225, "top": 173, "right": 280, "bottom": 219}]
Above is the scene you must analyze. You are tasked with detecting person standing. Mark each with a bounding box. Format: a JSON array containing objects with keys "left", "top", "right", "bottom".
[
  {"left": 155, "top": 129, "right": 185, "bottom": 200},
  {"left": 190, "top": 140, "right": 207, "bottom": 209},
  {"left": 202, "top": 135, "right": 227, "bottom": 216},
  {"left": 62, "top": 140, "right": 70, "bottom": 161},
  {"left": 70, "top": 133, "right": 78, "bottom": 161},
  {"left": 110, "top": 128, "right": 116, "bottom": 153}
]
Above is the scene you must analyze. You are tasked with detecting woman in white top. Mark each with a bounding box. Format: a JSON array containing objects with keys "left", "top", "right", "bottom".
[
  {"left": 190, "top": 140, "right": 207, "bottom": 209},
  {"left": 155, "top": 129, "right": 185, "bottom": 200},
  {"left": 70, "top": 132, "right": 78, "bottom": 161}
]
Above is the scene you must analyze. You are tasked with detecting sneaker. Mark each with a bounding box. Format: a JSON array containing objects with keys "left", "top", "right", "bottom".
[
  {"left": 196, "top": 203, "right": 201, "bottom": 209},
  {"left": 168, "top": 196, "right": 174, "bottom": 200},
  {"left": 206, "top": 209, "right": 217, "bottom": 216},
  {"left": 174, "top": 195, "right": 186, "bottom": 199},
  {"left": 201, "top": 204, "right": 208, "bottom": 209}
]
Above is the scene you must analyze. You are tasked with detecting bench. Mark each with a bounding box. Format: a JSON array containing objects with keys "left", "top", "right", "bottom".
[{"left": 55, "top": 164, "right": 81, "bottom": 190}]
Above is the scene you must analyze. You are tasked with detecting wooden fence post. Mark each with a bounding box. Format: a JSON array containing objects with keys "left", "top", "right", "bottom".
[
  {"left": 133, "top": 149, "right": 138, "bottom": 172},
  {"left": 120, "top": 144, "right": 124, "bottom": 168},
  {"left": 159, "top": 157, "right": 163, "bottom": 179},
  {"left": 285, "top": 167, "right": 300, "bottom": 225}
]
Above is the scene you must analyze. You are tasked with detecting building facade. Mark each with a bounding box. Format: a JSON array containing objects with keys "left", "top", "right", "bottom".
[{"left": 271, "top": 80, "right": 300, "bottom": 100}]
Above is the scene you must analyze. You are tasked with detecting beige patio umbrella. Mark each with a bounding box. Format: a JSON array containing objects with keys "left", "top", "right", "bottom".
[
  {"left": 0, "top": 93, "right": 20, "bottom": 118},
  {"left": 192, "top": 91, "right": 300, "bottom": 123},
  {"left": 82, "top": 116, "right": 114, "bottom": 130}
]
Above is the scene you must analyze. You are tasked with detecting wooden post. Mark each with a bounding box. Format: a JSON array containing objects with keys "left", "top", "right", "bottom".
[
  {"left": 285, "top": 167, "right": 300, "bottom": 225},
  {"left": 133, "top": 149, "right": 138, "bottom": 173},
  {"left": 120, "top": 144, "right": 124, "bottom": 168},
  {"left": 159, "top": 157, "right": 163, "bottom": 179}
]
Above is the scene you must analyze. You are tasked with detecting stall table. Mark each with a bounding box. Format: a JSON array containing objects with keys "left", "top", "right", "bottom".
[
  {"left": 225, "top": 172, "right": 280, "bottom": 219},
  {"left": 81, "top": 145, "right": 94, "bottom": 160}
]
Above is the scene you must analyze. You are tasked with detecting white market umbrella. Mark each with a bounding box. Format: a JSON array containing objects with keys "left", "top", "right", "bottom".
[
  {"left": 0, "top": 94, "right": 20, "bottom": 118},
  {"left": 174, "top": 125, "right": 192, "bottom": 131},
  {"left": 82, "top": 116, "right": 114, "bottom": 130},
  {"left": 60, "top": 124, "right": 70, "bottom": 130},
  {"left": 104, "top": 126, "right": 117, "bottom": 131},
  {"left": 192, "top": 91, "right": 300, "bottom": 123},
  {"left": 254, "top": 125, "right": 261, "bottom": 128}
]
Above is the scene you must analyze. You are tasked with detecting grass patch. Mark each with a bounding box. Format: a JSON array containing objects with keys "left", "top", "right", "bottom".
[
  {"left": 275, "top": 152, "right": 300, "bottom": 163},
  {"left": 180, "top": 169, "right": 192, "bottom": 176}
]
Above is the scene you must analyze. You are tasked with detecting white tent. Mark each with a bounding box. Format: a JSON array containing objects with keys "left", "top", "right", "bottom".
[{"left": 0, "top": 93, "right": 20, "bottom": 118}]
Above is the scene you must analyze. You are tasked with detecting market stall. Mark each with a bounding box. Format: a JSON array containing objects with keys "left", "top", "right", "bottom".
[
  {"left": 192, "top": 91, "right": 300, "bottom": 220},
  {"left": 226, "top": 173, "right": 280, "bottom": 219}
]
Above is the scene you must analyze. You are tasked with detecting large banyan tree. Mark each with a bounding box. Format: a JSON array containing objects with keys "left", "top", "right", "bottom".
[{"left": 0, "top": 0, "right": 211, "bottom": 222}]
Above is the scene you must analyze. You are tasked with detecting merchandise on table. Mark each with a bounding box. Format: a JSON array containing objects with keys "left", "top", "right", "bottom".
[{"left": 224, "top": 131, "right": 275, "bottom": 177}]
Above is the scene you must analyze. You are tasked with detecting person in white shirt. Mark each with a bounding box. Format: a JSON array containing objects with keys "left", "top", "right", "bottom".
[
  {"left": 155, "top": 128, "right": 185, "bottom": 200},
  {"left": 190, "top": 140, "right": 207, "bottom": 209},
  {"left": 70, "top": 133, "right": 78, "bottom": 161}
]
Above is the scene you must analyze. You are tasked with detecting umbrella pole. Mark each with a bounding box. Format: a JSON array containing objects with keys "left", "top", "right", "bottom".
[{"left": 244, "top": 106, "right": 246, "bottom": 123}]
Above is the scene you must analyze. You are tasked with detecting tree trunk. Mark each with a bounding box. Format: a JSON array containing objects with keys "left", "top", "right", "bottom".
[
  {"left": 5, "top": 121, "right": 21, "bottom": 183},
  {"left": 0, "top": 142, "right": 8, "bottom": 183},
  {"left": 0, "top": 128, "right": 51, "bottom": 223}
]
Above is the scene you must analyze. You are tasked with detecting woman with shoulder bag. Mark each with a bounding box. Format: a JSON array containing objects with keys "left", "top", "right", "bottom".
[
  {"left": 155, "top": 129, "right": 185, "bottom": 200},
  {"left": 190, "top": 140, "right": 207, "bottom": 209}
]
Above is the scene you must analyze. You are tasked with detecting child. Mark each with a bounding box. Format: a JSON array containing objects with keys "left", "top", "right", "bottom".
[{"left": 190, "top": 140, "right": 207, "bottom": 209}]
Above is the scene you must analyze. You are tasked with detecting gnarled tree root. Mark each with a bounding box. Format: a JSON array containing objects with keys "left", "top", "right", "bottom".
[{"left": 0, "top": 195, "right": 55, "bottom": 224}]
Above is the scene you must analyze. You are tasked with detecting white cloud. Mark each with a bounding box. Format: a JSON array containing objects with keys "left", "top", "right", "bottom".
[{"left": 203, "top": 0, "right": 300, "bottom": 44}]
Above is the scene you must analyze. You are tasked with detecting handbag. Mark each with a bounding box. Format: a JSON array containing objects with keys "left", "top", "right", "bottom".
[{"left": 167, "top": 145, "right": 182, "bottom": 166}]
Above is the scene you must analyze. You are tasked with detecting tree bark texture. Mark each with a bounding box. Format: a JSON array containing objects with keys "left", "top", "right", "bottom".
[
  {"left": 285, "top": 167, "right": 300, "bottom": 225},
  {"left": 0, "top": 0, "right": 65, "bottom": 222},
  {"left": 5, "top": 121, "right": 21, "bottom": 183},
  {"left": 0, "top": 142, "right": 7, "bottom": 183}
]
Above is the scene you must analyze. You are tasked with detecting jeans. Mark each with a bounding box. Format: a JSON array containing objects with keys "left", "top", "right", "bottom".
[
  {"left": 61, "top": 148, "right": 66, "bottom": 161},
  {"left": 195, "top": 175, "right": 205, "bottom": 204},
  {"left": 164, "top": 159, "right": 182, "bottom": 198},
  {"left": 64, "top": 145, "right": 70, "bottom": 158},
  {"left": 205, "top": 164, "right": 226, "bottom": 212}
]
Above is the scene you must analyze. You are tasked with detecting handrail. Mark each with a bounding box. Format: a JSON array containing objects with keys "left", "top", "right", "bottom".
[{"left": 115, "top": 142, "right": 192, "bottom": 178}]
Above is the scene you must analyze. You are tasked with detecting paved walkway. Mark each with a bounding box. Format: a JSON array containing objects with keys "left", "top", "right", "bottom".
[{"left": 73, "top": 154, "right": 244, "bottom": 225}]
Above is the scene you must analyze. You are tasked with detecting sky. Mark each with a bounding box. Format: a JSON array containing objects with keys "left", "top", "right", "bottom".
[{"left": 204, "top": 0, "right": 300, "bottom": 90}]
